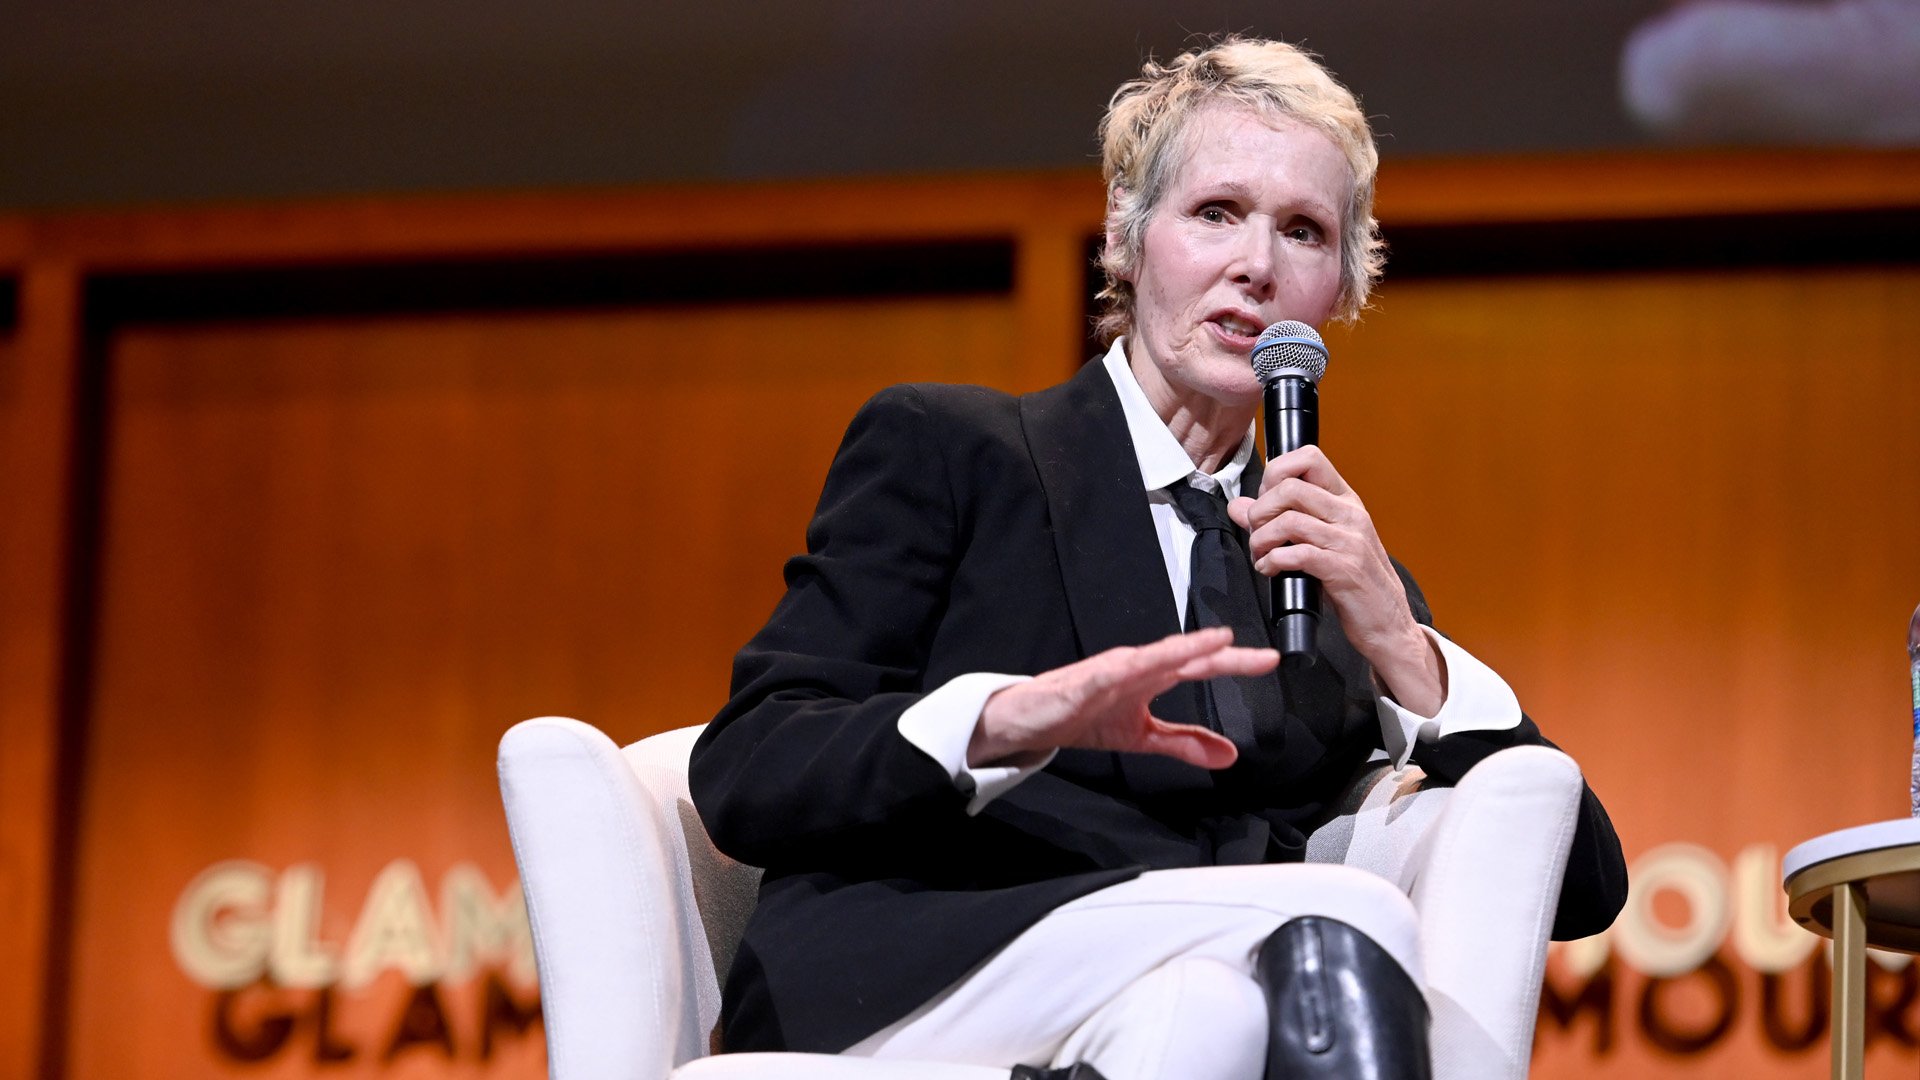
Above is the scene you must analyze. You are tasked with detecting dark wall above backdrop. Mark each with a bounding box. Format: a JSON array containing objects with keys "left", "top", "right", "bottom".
[{"left": 14, "top": 0, "right": 1916, "bottom": 211}]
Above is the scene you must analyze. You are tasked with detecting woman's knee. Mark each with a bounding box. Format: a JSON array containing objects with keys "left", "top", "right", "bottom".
[
  {"left": 1060, "top": 957, "right": 1267, "bottom": 1080},
  {"left": 1164, "top": 956, "right": 1267, "bottom": 1032},
  {"left": 1232, "top": 865, "right": 1422, "bottom": 980}
]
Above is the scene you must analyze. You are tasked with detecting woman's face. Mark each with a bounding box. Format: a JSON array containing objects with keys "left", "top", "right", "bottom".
[{"left": 1122, "top": 105, "right": 1350, "bottom": 413}]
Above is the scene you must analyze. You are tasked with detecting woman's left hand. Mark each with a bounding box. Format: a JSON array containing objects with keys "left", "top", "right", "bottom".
[{"left": 1227, "top": 444, "right": 1445, "bottom": 715}]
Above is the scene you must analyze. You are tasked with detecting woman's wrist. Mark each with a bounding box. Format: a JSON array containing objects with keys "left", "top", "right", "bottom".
[
  {"left": 1367, "top": 621, "right": 1446, "bottom": 718},
  {"left": 969, "top": 686, "right": 1042, "bottom": 768}
]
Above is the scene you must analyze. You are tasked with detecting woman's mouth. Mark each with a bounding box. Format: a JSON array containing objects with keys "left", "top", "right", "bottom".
[{"left": 1206, "top": 314, "right": 1263, "bottom": 349}]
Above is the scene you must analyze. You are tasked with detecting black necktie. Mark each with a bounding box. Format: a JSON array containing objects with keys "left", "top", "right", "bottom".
[{"left": 1167, "top": 477, "right": 1285, "bottom": 753}]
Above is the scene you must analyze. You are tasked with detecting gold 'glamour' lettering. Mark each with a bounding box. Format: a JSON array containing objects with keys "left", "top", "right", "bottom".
[
  {"left": 1537, "top": 841, "right": 1920, "bottom": 1059},
  {"left": 344, "top": 861, "right": 442, "bottom": 989},
  {"left": 172, "top": 861, "right": 275, "bottom": 990},
  {"left": 1552, "top": 841, "right": 1911, "bottom": 979},
  {"left": 171, "top": 858, "right": 533, "bottom": 991}
]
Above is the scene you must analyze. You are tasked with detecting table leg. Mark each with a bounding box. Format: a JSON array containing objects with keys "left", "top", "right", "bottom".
[{"left": 1831, "top": 882, "right": 1866, "bottom": 1080}]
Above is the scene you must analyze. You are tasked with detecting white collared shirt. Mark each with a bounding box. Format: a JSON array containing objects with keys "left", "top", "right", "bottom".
[{"left": 898, "top": 339, "right": 1521, "bottom": 813}]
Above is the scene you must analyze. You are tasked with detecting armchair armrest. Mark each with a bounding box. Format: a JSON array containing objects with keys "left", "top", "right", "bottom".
[
  {"left": 499, "top": 717, "right": 717, "bottom": 1080},
  {"left": 1307, "top": 746, "right": 1583, "bottom": 1080}
]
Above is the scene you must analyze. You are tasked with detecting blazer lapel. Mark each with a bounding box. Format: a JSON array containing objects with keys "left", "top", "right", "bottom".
[{"left": 1019, "top": 358, "right": 1181, "bottom": 662}]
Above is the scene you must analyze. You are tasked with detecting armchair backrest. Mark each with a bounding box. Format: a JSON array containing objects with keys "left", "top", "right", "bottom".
[{"left": 620, "top": 725, "right": 765, "bottom": 1008}]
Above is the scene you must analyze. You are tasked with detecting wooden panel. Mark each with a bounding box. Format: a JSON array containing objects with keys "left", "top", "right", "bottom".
[
  {"left": 0, "top": 149, "right": 1915, "bottom": 272},
  {"left": 1323, "top": 266, "right": 1920, "bottom": 1076},
  {"left": 1377, "top": 149, "right": 1920, "bottom": 225},
  {"left": 0, "top": 175, "right": 1105, "bottom": 272},
  {"left": 0, "top": 297, "right": 32, "bottom": 1079},
  {"left": 64, "top": 294, "right": 1032, "bottom": 1078},
  {"left": 0, "top": 264, "right": 81, "bottom": 1080}
]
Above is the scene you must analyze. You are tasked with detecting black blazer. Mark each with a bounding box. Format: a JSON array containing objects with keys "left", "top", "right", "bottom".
[{"left": 689, "top": 358, "right": 1627, "bottom": 1055}]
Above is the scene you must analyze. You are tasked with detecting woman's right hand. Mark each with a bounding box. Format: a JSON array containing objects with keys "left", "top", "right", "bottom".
[{"left": 968, "top": 627, "right": 1276, "bottom": 770}]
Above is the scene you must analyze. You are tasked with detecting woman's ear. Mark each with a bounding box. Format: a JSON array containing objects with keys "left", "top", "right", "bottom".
[{"left": 1103, "top": 191, "right": 1133, "bottom": 283}]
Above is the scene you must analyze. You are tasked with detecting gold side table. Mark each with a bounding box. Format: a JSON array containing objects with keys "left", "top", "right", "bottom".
[{"left": 1783, "top": 819, "right": 1920, "bottom": 1080}]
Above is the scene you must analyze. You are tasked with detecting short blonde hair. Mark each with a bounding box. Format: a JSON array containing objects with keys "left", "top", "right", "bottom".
[{"left": 1096, "top": 37, "right": 1384, "bottom": 343}]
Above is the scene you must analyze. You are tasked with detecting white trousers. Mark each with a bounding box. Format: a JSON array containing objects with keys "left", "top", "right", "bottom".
[{"left": 843, "top": 863, "right": 1423, "bottom": 1080}]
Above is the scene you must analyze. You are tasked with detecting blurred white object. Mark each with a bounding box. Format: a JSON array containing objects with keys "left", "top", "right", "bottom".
[{"left": 1622, "top": 0, "right": 1920, "bottom": 144}]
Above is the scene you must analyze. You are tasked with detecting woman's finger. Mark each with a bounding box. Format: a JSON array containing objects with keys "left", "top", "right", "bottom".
[
  {"left": 1101, "top": 628, "right": 1237, "bottom": 689},
  {"left": 1171, "top": 645, "right": 1281, "bottom": 682},
  {"left": 1135, "top": 718, "right": 1239, "bottom": 769},
  {"left": 1233, "top": 476, "right": 1351, "bottom": 534},
  {"left": 1257, "top": 444, "right": 1352, "bottom": 496},
  {"left": 1248, "top": 508, "right": 1348, "bottom": 558}
]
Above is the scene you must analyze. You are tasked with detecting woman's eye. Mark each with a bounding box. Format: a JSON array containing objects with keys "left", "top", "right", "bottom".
[
  {"left": 1198, "top": 206, "right": 1229, "bottom": 224},
  {"left": 1285, "top": 222, "right": 1324, "bottom": 243}
]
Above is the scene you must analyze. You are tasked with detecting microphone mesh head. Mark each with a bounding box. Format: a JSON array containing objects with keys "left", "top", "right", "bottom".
[{"left": 1251, "top": 321, "right": 1329, "bottom": 385}]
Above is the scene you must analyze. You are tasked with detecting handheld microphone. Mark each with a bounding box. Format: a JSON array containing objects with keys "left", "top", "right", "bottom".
[{"left": 1250, "top": 321, "right": 1329, "bottom": 663}]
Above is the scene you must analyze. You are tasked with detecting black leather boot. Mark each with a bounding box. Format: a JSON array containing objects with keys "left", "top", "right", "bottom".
[
  {"left": 1010, "top": 1065, "right": 1109, "bottom": 1080},
  {"left": 1256, "top": 916, "right": 1431, "bottom": 1080}
]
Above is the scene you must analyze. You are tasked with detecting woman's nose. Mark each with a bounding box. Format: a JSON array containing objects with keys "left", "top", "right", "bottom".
[{"left": 1229, "top": 225, "right": 1277, "bottom": 297}]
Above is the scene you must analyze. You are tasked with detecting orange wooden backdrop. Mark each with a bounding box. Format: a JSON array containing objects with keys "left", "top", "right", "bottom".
[{"left": 4, "top": 151, "right": 1920, "bottom": 1079}]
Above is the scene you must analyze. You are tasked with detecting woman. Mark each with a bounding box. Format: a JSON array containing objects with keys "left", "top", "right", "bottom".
[{"left": 690, "top": 36, "right": 1626, "bottom": 1080}]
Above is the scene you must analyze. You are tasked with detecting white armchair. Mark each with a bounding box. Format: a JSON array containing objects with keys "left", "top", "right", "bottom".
[{"left": 498, "top": 717, "right": 1582, "bottom": 1080}]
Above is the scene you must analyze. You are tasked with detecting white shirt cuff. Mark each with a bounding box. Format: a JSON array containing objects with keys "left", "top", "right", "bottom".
[
  {"left": 897, "top": 671, "right": 1056, "bottom": 814},
  {"left": 1375, "top": 626, "right": 1522, "bottom": 769}
]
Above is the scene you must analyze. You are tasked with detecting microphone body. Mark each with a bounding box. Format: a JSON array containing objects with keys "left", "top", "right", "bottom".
[
  {"left": 1250, "top": 322, "right": 1330, "bottom": 664},
  {"left": 1263, "top": 375, "right": 1320, "bottom": 660}
]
